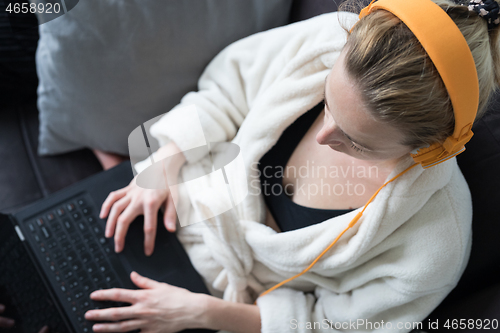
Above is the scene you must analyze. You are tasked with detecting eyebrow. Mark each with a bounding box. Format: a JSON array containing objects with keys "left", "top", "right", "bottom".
[{"left": 323, "top": 74, "right": 375, "bottom": 151}]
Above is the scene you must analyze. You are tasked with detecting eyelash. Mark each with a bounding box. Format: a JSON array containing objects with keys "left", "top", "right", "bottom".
[{"left": 350, "top": 142, "right": 365, "bottom": 153}]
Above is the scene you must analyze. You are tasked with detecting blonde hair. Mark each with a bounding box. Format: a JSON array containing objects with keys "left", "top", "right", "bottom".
[{"left": 338, "top": 0, "right": 500, "bottom": 148}]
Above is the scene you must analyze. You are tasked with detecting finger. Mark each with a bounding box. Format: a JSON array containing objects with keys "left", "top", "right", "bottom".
[
  {"left": 105, "top": 196, "right": 131, "bottom": 238},
  {"left": 89, "top": 288, "right": 139, "bottom": 303},
  {"left": 92, "top": 319, "right": 146, "bottom": 333},
  {"left": 0, "top": 304, "right": 4, "bottom": 314},
  {"left": 143, "top": 200, "right": 159, "bottom": 256},
  {"left": 85, "top": 305, "right": 137, "bottom": 322},
  {"left": 100, "top": 188, "right": 128, "bottom": 219},
  {"left": 38, "top": 325, "right": 49, "bottom": 333},
  {"left": 0, "top": 316, "right": 15, "bottom": 328},
  {"left": 162, "top": 200, "right": 169, "bottom": 230},
  {"left": 113, "top": 202, "right": 141, "bottom": 253},
  {"left": 130, "top": 271, "right": 161, "bottom": 289},
  {"left": 164, "top": 194, "right": 177, "bottom": 233}
]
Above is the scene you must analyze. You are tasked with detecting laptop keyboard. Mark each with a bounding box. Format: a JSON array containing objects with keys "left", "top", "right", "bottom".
[
  {"left": 24, "top": 194, "right": 128, "bottom": 332},
  {"left": 0, "top": 222, "right": 66, "bottom": 333}
]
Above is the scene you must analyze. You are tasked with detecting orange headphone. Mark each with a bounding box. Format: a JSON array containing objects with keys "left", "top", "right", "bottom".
[{"left": 254, "top": 0, "right": 479, "bottom": 303}]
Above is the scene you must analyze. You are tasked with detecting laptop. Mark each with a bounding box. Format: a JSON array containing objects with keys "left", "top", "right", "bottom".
[{"left": 0, "top": 161, "right": 215, "bottom": 333}]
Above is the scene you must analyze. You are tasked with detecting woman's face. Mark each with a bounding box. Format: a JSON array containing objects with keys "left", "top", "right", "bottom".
[{"left": 316, "top": 50, "right": 414, "bottom": 161}]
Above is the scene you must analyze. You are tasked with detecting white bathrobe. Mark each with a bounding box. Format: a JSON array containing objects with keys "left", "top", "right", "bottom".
[{"left": 135, "top": 11, "right": 473, "bottom": 333}]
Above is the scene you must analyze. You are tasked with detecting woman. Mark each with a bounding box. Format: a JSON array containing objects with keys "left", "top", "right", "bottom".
[{"left": 84, "top": 0, "right": 500, "bottom": 332}]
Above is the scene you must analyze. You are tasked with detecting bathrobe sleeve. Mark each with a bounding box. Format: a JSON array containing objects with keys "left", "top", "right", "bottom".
[
  {"left": 256, "top": 255, "right": 469, "bottom": 333},
  {"left": 256, "top": 282, "right": 455, "bottom": 333}
]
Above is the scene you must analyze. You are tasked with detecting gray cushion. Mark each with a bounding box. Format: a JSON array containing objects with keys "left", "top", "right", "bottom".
[{"left": 36, "top": 0, "right": 292, "bottom": 156}]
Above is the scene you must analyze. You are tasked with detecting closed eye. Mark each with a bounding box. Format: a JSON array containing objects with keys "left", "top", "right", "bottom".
[{"left": 350, "top": 142, "right": 365, "bottom": 153}]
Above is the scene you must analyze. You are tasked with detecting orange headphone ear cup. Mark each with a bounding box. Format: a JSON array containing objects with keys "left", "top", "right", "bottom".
[{"left": 411, "top": 142, "right": 466, "bottom": 169}]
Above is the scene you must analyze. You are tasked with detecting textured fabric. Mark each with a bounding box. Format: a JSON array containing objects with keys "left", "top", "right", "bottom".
[
  {"left": 36, "top": 0, "right": 293, "bottom": 156},
  {"left": 0, "top": 103, "right": 103, "bottom": 214},
  {"left": 137, "top": 12, "right": 473, "bottom": 333},
  {"left": 424, "top": 95, "right": 500, "bottom": 327},
  {"left": 290, "top": 0, "right": 341, "bottom": 22},
  {"left": 467, "top": 0, "right": 500, "bottom": 29},
  {"left": 0, "top": 4, "right": 38, "bottom": 108},
  {"left": 1, "top": 0, "right": 497, "bottom": 326},
  {"left": 258, "top": 101, "right": 353, "bottom": 232},
  {"left": 0, "top": 5, "right": 104, "bottom": 213}
]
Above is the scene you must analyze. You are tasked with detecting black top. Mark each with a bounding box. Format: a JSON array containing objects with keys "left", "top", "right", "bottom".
[{"left": 259, "top": 102, "right": 354, "bottom": 233}]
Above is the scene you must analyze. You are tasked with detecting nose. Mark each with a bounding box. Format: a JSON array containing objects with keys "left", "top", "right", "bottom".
[{"left": 316, "top": 117, "right": 343, "bottom": 146}]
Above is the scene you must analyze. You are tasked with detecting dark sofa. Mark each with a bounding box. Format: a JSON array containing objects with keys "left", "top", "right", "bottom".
[{"left": 1, "top": 0, "right": 499, "bottom": 332}]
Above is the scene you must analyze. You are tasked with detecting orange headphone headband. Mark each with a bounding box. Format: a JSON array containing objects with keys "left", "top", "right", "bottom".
[{"left": 354, "top": 0, "right": 479, "bottom": 168}]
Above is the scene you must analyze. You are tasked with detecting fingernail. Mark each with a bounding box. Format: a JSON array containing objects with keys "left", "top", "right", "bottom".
[
  {"left": 93, "top": 324, "right": 102, "bottom": 332},
  {"left": 5, "top": 318, "right": 14, "bottom": 327}
]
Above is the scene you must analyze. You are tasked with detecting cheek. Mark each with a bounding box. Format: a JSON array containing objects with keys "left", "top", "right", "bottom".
[{"left": 356, "top": 147, "right": 411, "bottom": 161}]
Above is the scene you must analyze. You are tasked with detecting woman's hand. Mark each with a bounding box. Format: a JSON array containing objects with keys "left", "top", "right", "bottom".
[
  {"left": 0, "top": 304, "right": 49, "bottom": 333},
  {"left": 100, "top": 142, "right": 186, "bottom": 256},
  {"left": 84, "top": 272, "right": 209, "bottom": 333},
  {"left": 0, "top": 304, "right": 14, "bottom": 328}
]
